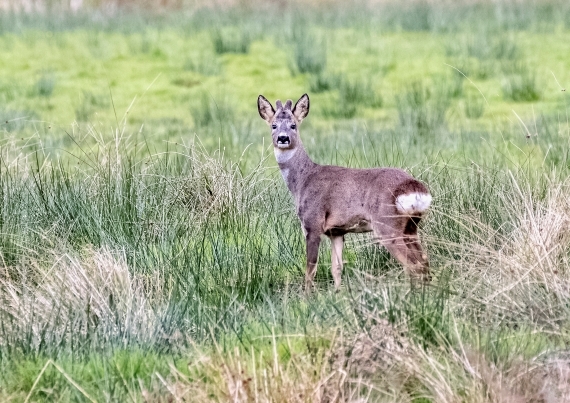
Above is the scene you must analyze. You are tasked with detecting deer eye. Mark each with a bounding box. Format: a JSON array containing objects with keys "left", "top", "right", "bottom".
[
  {"left": 272, "top": 124, "right": 277, "bottom": 129},
  {"left": 291, "top": 124, "right": 297, "bottom": 130}
]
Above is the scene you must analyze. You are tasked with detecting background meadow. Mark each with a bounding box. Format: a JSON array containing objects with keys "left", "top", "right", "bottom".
[{"left": 1, "top": 0, "right": 570, "bottom": 401}]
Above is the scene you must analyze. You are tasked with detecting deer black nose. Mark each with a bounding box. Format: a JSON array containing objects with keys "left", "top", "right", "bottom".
[{"left": 277, "top": 135, "right": 290, "bottom": 144}]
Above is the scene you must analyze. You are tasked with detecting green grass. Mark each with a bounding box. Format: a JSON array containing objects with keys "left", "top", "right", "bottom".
[
  {"left": 1, "top": 1, "right": 570, "bottom": 401},
  {"left": 289, "top": 25, "right": 327, "bottom": 75},
  {"left": 308, "top": 71, "right": 340, "bottom": 93},
  {"left": 211, "top": 26, "right": 253, "bottom": 54},
  {"left": 34, "top": 70, "right": 56, "bottom": 99},
  {"left": 396, "top": 80, "right": 451, "bottom": 137},
  {"left": 463, "top": 90, "right": 486, "bottom": 119},
  {"left": 0, "top": 13, "right": 568, "bottom": 153},
  {"left": 501, "top": 62, "right": 542, "bottom": 102}
]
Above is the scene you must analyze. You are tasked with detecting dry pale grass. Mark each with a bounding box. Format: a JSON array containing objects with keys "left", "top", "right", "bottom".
[
  {"left": 139, "top": 335, "right": 335, "bottom": 403},
  {"left": 136, "top": 318, "right": 569, "bottom": 402},
  {"left": 434, "top": 173, "right": 570, "bottom": 326},
  {"left": 0, "top": 247, "right": 168, "bottom": 350},
  {"left": 164, "top": 141, "right": 272, "bottom": 220}
]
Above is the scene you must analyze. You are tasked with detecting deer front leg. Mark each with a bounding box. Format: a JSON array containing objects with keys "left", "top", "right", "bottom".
[
  {"left": 305, "top": 231, "right": 321, "bottom": 292},
  {"left": 330, "top": 235, "right": 344, "bottom": 290}
]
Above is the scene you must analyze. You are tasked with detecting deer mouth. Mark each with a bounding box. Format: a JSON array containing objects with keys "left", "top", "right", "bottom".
[{"left": 276, "top": 138, "right": 291, "bottom": 148}]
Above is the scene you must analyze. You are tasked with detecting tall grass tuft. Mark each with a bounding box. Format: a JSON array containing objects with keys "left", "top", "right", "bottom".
[
  {"left": 308, "top": 71, "right": 340, "bottom": 93},
  {"left": 74, "top": 90, "right": 110, "bottom": 122},
  {"left": 464, "top": 92, "right": 486, "bottom": 119},
  {"left": 183, "top": 52, "right": 222, "bottom": 76},
  {"left": 321, "top": 75, "right": 382, "bottom": 118},
  {"left": 338, "top": 76, "right": 381, "bottom": 107},
  {"left": 35, "top": 70, "right": 56, "bottom": 98},
  {"left": 466, "top": 33, "right": 520, "bottom": 61},
  {"left": 398, "top": 2, "right": 432, "bottom": 31},
  {"left": 501, "top": 62, "right": 541, "bottom": 102},
  {"left": 211, "top": 27, "right": 252, "bottom": 54},
  {"left": 189, "top": 92, "right": 234, "bottom": 128},
  {"left": 289, "top": 23, "right": 327, "bottom": 75},
  {"left": 446, "top": 33, "right": 521, "bottom": 80},
  {"left": 396, "top": 80, "right": 450, "bottom": 136}
]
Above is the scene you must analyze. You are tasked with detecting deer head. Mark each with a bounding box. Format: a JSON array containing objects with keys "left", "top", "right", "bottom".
[{"left": 257, "top": 94, "right": 310, "bottom": 151}]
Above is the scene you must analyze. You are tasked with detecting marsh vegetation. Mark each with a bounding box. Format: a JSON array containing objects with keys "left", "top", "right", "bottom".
[{"left": 1, "top": 0, "right": 570, "bottom": 401}]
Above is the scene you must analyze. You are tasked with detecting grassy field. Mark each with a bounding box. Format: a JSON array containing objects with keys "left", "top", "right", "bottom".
[{"left": 1, "top": 1, "right": 570, "bottom": 401}]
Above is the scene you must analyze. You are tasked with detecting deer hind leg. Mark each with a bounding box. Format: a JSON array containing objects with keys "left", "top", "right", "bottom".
[
  {"left": 403, "top": 216, "right": 430, "bottom": 277},
  {"left": 329, "top": 235, "right": 344, "bottom": 290},
  {"left": 305, "top": 230, "right": 321, "bottom": 292},
  {"left": 373, "top": 216, "right": 430, "bottom": 281}
]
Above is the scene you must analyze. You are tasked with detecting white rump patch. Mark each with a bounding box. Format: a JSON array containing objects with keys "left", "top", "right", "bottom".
[
  {"left": 396, "top": 192, "right": 432, "bottom": 215},
  {"left": 274, "top": 148, "right": 297, "bottom": 164}
]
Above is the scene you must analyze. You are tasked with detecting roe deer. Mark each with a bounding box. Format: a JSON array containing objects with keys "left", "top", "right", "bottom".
[{"left": 258, "top": 93, "right": 432, "bottom": 290}]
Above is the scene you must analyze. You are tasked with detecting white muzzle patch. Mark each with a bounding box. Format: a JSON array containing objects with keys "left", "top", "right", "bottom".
[
  {"left": 276, "top": 132, "right": 291, "bottom": 148},
  {"left": 396, "top": 192, "right": 432, "bottom": 215}
]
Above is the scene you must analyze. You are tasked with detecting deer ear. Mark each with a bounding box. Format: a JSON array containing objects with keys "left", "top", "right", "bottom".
[
  {"left": 292, "top": 93, "right": 310, "bottom": 123},
  {"left": 258, "top": 95, "right": 275, "bottom": 123}
]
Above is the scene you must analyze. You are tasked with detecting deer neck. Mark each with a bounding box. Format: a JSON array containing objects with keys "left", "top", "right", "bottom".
[{"left": 274, "top": 142, "right": 316, "bottom": 194}]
